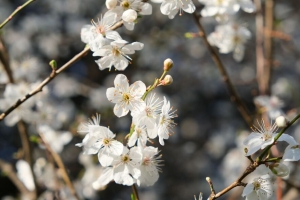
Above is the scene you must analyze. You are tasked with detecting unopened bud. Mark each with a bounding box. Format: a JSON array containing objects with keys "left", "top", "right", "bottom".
[
  {"left": 206, "top": 177, "right": 211, "bottom": 182},
  {"left": 164, "top": 58, "right": 173, "bottom": 71},
  {"left": 49, "top": 60, "right": 57, "bottom": 71},
  {"left": 122, "top": 9, "right": 137, "bottom": 23},
  {"left": 276, "top": 116, "right": 288, "bottom": 128},
  {"left": 269, "top": 163, "right": 289, "bottom": 177},
  {"left": 106, "top": 0, "right": 117, "bottom": 9},
  {"left": 162, "top": 75, "right": 173, "bottom": 85}
]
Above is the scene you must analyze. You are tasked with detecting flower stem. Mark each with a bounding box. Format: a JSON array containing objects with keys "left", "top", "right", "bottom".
[
  {"left": 0, "top": 0, "right": 36, "bottom": 30},
  {"left": 132, "top": 184, "right": 139, "bottom": 200}
]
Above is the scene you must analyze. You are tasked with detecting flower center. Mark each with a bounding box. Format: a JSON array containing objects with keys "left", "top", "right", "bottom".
[
  {"left": 145, "top": 107, "right": 152, "bottom": 117},
  {"left": 136, "top": 128, "right": 142, "bottom": 136},
  {"left": 143, "top": 157, "right": 151, "bottom": 166},
  {"left": 103, "top": 138, "right": 110, "bottom": 145},
  {"left": 122, "top": 93, "right": 131, "bottom": 104},
  {"left": 263, "top": 131, "right": 272, "bottom": 141},
  {"left": 112, "top": 47, "right": 121, "bottom": 56},
  {"left": 253, "top": 181, "right": 261, "bottom": 190},
  {"left": 122, "top": 155, "right": 130, "bottom": 163},
  {"left": 121, "top": 0, "right": 130, "bottom": 9}
]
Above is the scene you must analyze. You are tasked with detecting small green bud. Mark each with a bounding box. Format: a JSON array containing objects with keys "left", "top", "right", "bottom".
[
  {"left": 163, "top": 58, "right": 173, "bottom": 71},
  {"left": 184, "top": 32, "right": 194, "bottom": 39},
  {"left": 49, "top": 60, "right": 57, "bottom": 71}
]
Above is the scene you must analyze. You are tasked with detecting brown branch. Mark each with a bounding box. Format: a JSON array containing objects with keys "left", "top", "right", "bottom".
[
  {"left": 192, "top": 13, "right": 253, "bottom": 127},
  {"left": 0, "top": 0, "right": 36, "bottom": 30},
  {"left": 208, "top": 162, "right": 259, "bottom": 200},
  {"left": 0, "top": 20, "right": 124, "bottom": 122},
  {"left": 0, "top": 159, "right": 31, "bottom": 195},
  {"left": 0, "top": 46, "right": 90, "bottom": 121},
  {"left": 39, "top": 132, "right": 80, "bottom": 200},
  {"left": 0, "top": 37, "right": 13, "bottom": 82}
]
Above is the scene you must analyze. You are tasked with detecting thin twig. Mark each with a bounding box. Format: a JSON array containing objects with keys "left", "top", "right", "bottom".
[
  {"left": 0, "top": 20, "right": 124, "bottom": 122},
  {"left": 192, "top": 13, "right": 253, "bottom": 127},
  {"left": 17, "top": 120, "right": 38, "bottom": 198},
  {"left": 0, "top": 37, "right": 13, "bottom": 82},
  {"left": 39, "top": 132, "right": 80, "bottom": 200},
  {"left": 0, "top": 47, "right": 89, "bottom": 121},
  {"left": 208, "top": 113, "right": 300, "bottom": 199},
  {"left": 0, "top": 0, "right": 36, "bottom": 29},
  {"left": 0, "top": 159, "right": 32, "bottom": 196},
  {"left": 254, "top": 0, "right": 265, "bottom": 95}
]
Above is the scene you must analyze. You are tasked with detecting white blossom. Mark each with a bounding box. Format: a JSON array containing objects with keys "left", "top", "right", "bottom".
[
  {"left": 281, "top": 134, "right": 300, "bottom": 162},
  {"left": 38, "top": 125, "right": 72, "bottom": 153},
  {"left": 269, "top": 163, "right": 289, "bottom": 177},
  {"left": 242, "top": 174, "right": 273, "bottom": 200},
  {"left": 131, "top": 93, "right": 162, "bottom": 133},
  {"left": 106, "top": 74, "right": 146, "bottom": 117},
  {"left": 233, "top": 0, "right": 256, "bottom": 13},
  {"left": 109, "top": 0, "right": 152, "bottom": 30},
  {"left": 77, "top": 113, "right": 101, "bottom": 135},
  {"left": 137, "top": 146, "right": 162, "bottom": 186},
  {"left": 81, "top": 11, "right": 120, "bottom": 51},
  {"left": 16, "top": 160, "right": 35, "bottom": 191},
  {"left": 106, "top": 0, "right": 118, "bottom": 9},
  {"left": 128, "top": 123, "right": 148, "bottom": 147},
  {"left": 76, "top": 125, "right": 123, "bottom": 157},
  {"left": 244, "top": 120, "right": 293, "bottom": 156},
  {"left": 208, "top": 23, "right": 251, "bottom": 62},
  {"left": 254, "top": 95, "right": 285, "bottom": 120},
  {"left": 95, "top": 146, "right": 142, "bottom": 187},
  {"left": 156, "top": 97, "right": 177, "bottom": 145},
  {"left": 160, "top": 0, "right": 195, "bottom": 19},
  {"left": 199, "top": 0, "right": 236, "bottom": 18},
  {"left": 93, "top": 40, "right": 144, "bottom": 71}
]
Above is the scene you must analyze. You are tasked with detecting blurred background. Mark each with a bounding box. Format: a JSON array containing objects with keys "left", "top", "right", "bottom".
[{"left": 1, "top": 0, "right": 300, "bottom": 199}]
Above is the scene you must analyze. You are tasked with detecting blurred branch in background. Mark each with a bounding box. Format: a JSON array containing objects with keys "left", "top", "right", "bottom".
[
  {"left": 0, "top": 0, "right": 36, "bottom": 30},
  {"left": 0, "top": 46, "right": 90, "bottom": 121},
  {"left": 263, "top": 0, "right": 275, "bottom": 95},
  {"left": 39, "top": 131, "right": 80, "bottom": 200},
  {"left": 192, "top": 13, "right": 253, "bottom": 127},
  {"left": 0, "top": 159, "right": 35, "bottom": 199}
]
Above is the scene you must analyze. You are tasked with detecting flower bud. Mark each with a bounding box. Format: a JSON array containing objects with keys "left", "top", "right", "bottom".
[
  {"left": 106, "top": 0, "right": 117, "bottom": 9},
  {"left": 122, "top": 9, "right": 137, "bottom": 23},
  {"left": 49, "top": 60, "right": 57, "bottom": 71},
  {"left": 162, "top": 75, "right": 173, "bottom": 85},
  {"left": 269, "top": 163, "right": 289, "bottom": 177},
  {"left": 276, "top": 116, "right": 288, "bottom": 128},
  {"left": 164, "top": 58, "right": 173, "bottom": 71}
]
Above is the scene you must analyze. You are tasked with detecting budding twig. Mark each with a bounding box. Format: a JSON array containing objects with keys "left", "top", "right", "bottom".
[
  {"left": 0, "top": 47, "right": 89, "bottom": 121},
  {"left": 0, "top": 0, "right": 37, "bottom": 30}
]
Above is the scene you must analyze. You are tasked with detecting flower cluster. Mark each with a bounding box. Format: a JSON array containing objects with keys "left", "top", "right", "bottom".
[
  {"left": 76, "top": 74, "right": 177, "bottom": 187},
  {"left": 242, "top": 118, "right": 300, "bottom": 199}
]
